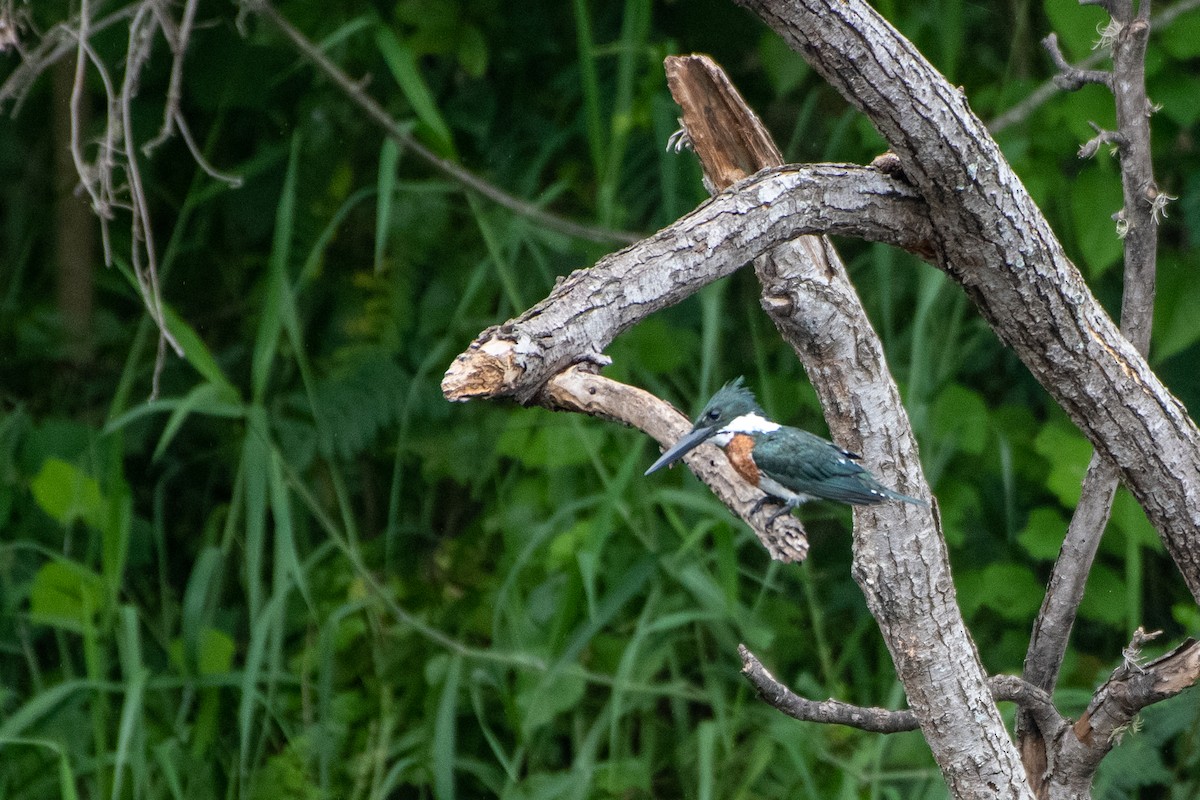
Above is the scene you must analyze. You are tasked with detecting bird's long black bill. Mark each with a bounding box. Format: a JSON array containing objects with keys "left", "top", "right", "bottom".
[{"left": 645, "top": 427, "right": 714, "bottom": 476}]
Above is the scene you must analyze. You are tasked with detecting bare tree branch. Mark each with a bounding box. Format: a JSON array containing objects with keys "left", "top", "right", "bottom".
[
  {"left": 988, "top": 0, "right": 1200, "bottom": 133},
  {"left": 741, "top": 646, "right": 1066, "bottom": 736},
  {"left": 1047, "top": 634, "right": 1200, "bottom": 797},
  {"left": 119, "top": 4, "right": 185, "bottom": 389},
  {"left": 1042, "top": 33, "right": 1112, "bottom": 91},
  {"left": 744, "top": 630, "right": 1200, "bottom": 800},
  {"left": 1077, "top": 123, "right": 1126, "bottom": 160},
  {"left": 660, "top": 53, "right": 1016, "bottom": 797},
  {"left": 442, "top": 164, "right": 932, "bottom": 403},
  {"left": 429, "top": 0, "right": 1200, "bottom": 792},
  {"left": 740, "top": 644, "right": 920, "bottom": 732},
  {"left": 0, "top": 4, "right": 139, "bottom": 112},
  {"left": 1021, "top": 6, "right": 1166, "bottom": 794},
  {"left": 1108, "top": 11, "right": 1159, "bottom": 356},
  {"left": 144, "top": 0, "right": 198, "bottom": 153},
  {"left": 11, "top": 0, "right": 249, "bottom": 394},
  {"left": 1024, "top": 456, "right": 1119, "bottom": 695},
  {"left": 68, "top": 0, "right": 117, "bottom": 267},
  {"left": 748, "top": 230, "right": 1032, "bottom": 795}
]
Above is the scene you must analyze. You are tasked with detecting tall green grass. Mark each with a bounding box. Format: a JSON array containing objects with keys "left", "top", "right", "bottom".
[{"left": 2, "top": 2, "right": 1200, "bottom": 799}]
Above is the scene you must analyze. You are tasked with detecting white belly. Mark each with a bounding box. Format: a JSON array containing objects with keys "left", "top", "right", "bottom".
[{"left": 758, "top": 474, "right": 811, "bottom": 506}]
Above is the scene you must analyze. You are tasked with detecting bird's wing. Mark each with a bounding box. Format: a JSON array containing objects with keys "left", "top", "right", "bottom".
[{"left": 751, "top": 428, "right": 891, "bottom": 505}]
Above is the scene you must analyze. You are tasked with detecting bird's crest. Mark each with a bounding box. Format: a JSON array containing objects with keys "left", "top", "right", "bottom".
[{"left": 695, "top": 376, "right": 764, "bottom": 428}]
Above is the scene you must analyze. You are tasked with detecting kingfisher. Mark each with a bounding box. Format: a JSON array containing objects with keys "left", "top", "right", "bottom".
[{"left": 645, "top": 377, "right": 926, "bottom": 523}]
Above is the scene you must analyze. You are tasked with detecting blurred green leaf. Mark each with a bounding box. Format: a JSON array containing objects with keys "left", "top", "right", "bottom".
[
  {"left": 1172, "top": 602, "right": 1200, "bottom": 631},
  {"left": 518, "top": 670, "right": 587, "bottom": 736},
  {"left": 1017, "top": 506, "right": 1066, "bottom": 561},
  {"left": 154, "top": 381, "right": 246, "bottom": 460},
  {"left": 932, "top": 479, "right": 979, "bottom": 548},
  {"left": 376, "top": 27, "right": 458, "bottom": 159},
  {"left": 496, "top": 415, "right": 607, "bottom": 468},
  {"left": 455, "top": 25, "right": 489, "bottom": 78},
  {"left": 1158, "top": 11, "right": 1200, "bottom": 59},
  {"left": 612, "top": 316, "right": 695, "bottom": 374},
  {"left": 758, "top": 34, "right": 810, "bottom": 97},
  {"left": 1043, "top": 2, "right": 1109, "bottom": 60},
  {"left": 1078, "top": 562, "right": 1127, "bottom": 626},
  {"left": 1033, "top": 422, "right": 1093, "bottom": 508},
  {"left": 931, "top": 385, "right": 989, "bottom": 455},
  {"left": 1152, "top": 253, "right": 1200, "bottom": 363},
  {"left": 375, "top": 138, "right": 402, "bottom": 274},
  {"left": 1108, "top": 489, "right": 1163, "bottom": 554},
  {"left": 432, "top": 653, "right": 463, "bottom": 800},
  {"left": 1149, "top": 70, "right": 1200, "bottom": 125},
  {"left": 959, "top": 563, "right": 1043, "bottom": 620},
  {"left": 169, "top": 628, "right": 236, "bottom": 676},
  {"left": 251, "top": 134, "right": 301, "bottom": 402},
  {"left": 164, "top": 307, "right": 240, "bottom": 401},
  {"left": 248, "top": 740, "right": 319, "bottom": 800},
  {"left": 29, "top": 561, "right": 106, "bottom": 631},
  {"left": 1069, "top": 168, "right": 1124, "bottom": 278},
  {"left": 30, "top": 458, "right": 108, "bottom": 530}
]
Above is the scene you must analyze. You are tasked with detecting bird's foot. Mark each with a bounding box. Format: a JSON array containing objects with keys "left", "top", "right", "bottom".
[
  {"left": 750, "top": 496, "right": 794, "bottom": 526},
  {"left": 750, "top": 496, "right": 770, "bottom": 517},
  {"left": 765, "top": 503, "right": 795, "bottom": 527}
]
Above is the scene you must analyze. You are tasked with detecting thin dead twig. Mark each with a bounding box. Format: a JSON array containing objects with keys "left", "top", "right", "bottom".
[
  {"left": 740, "top": 646, "right": 1065, "bottom": 736},
  {"left": 988, "top": 0, "right": 1200, "bottom": 132},
  {"left": 119, "top": 4, "right": 184, "bottom": 379}
]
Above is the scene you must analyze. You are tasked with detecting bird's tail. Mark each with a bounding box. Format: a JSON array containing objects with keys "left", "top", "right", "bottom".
[{"left": 880, "top": 486, "right": 929, "bottom": 507}]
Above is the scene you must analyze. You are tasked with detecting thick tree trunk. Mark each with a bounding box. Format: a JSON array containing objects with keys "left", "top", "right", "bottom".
[
  {"left": 734, "top": 0, "right": 1200, "bottom": 604},
  {"left": 662, "top": 54, "right": 1032, "bottom": 799}
]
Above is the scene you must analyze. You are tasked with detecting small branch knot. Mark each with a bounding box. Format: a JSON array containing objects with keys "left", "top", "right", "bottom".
[
  {"left": 1119, "top": 626, "right": 1163, "bottom": 676},
  {"left": 1078, "top": 124, "right": 1126, "bottom": 159}
]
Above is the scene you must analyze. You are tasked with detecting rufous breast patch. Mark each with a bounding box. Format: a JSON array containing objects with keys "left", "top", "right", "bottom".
[{"left": 724, "top": 433, "right": 760, "bottom": 485}]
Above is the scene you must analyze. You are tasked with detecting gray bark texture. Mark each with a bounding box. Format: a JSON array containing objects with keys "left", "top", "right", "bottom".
[
  {"left": 657, "top": 53, "right": 1027, "bottom": 796},
  {"left": 442, "top": 164, "right": 931, "bottom": 404},
  {"left": 752, "top": 235, "right": 1033, "bottom": 798},
  {"left": 732, "top": 0, "right": 1200, "bottom": 604}
]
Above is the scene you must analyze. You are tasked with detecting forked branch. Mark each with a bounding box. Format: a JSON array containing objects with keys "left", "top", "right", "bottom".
[
  {"left": 1021, "top": 3, "right": 1167, "bottom": 795},
  {"left": 734, "top": 0, "right": 1200, "bottom": 606}
]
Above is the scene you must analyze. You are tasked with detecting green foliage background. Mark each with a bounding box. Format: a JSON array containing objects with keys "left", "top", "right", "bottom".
[{"left": 2, "top": 0, "right": 1200, "bottom": 797}]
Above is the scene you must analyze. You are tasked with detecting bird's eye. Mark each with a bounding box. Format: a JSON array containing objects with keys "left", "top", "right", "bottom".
[{"left": 706, "top": 409, "right": 719, "bottom": 421}]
